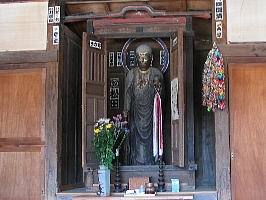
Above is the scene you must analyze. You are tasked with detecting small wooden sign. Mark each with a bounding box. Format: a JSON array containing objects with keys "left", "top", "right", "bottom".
[{"left": 129, "top": 177, "right": 150, "bottom": 190}]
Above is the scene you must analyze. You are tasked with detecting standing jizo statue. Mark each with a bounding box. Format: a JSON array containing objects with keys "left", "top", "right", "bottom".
[{"left": 124, "top": 44, "right": 164, "bottom": 165}]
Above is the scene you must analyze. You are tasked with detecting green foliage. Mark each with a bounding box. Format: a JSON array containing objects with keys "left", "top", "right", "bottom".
[{"left": 92, "top": 114, "right": 129, "bottom": 169}]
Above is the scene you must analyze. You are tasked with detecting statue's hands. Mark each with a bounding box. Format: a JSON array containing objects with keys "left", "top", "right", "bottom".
[
  {"left": 123, "top": 111, "right": 129, "bottom": 128},
  {"left": 153, "top": 77, "right": 162, "bottom": 94},
  {"left": 123, "top": 110, "right": 128, "bottom": 119}
]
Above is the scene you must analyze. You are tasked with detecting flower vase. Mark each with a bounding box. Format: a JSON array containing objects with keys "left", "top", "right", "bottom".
[{"left": 98, "top": 165, "right": 110, "bottom": 196}]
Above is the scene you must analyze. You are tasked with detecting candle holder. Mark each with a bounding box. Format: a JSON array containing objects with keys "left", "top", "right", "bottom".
[
  {"left": 157, "top": 156, "right": 166, "bottom": 192},
  {"left": 113, "top": 149, "right": 122, "bottom": 192}
]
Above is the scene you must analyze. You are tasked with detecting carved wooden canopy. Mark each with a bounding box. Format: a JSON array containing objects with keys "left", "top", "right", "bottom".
[{"left": 64, "top": 4, "right": 211, "bottom": 38}]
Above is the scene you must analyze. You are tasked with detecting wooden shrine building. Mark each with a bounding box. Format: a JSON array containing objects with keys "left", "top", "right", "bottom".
[{"left": 0, "top": 1, "right": 266, "bottom": 200}]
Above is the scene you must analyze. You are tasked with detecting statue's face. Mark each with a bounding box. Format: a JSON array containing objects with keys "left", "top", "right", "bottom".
[{"left": 136, "top": 52, "right": 152, "bottom": 71}]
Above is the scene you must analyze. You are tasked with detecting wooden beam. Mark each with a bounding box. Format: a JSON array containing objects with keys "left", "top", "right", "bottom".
[
  {"left": 93, "top": 24, "right": 186, "bottom": 38},
  {"left": 93, "top": 17, "right": 187, "bottom": 26},
  {"left": 63, "top": 4, "right": 211, "bottom": 23},
  {"left": 226, "top": 57, "right": 266, "bottom": 63},
  {"left": 0, "top": 147, "right": 43, "bottom": 152},
  {"left": 0, "top": 137, "right": 45, "bottom": 145},
  {"left": 64, "top": 10, "right": 211, "bottom": 23},
  {"left": 0, "top": 50, "right": 58, "bottom": 64},
  {"left": 218, "top": 44, "right": 266, "bottom": 57},
  {"left": 0, "top": 137, "right": 45, "bottom": 152},
  {"left": 0, "top": 62, "right": 51, "bottom": 70}
]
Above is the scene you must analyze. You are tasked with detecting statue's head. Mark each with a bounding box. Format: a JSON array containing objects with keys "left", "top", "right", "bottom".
[{"left": 136, "top": 44, "right": 152, "bottom": 71}]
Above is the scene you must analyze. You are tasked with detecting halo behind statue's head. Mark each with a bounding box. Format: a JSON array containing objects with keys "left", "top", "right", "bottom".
[
  {"left": 122, "top": 38, "right": 169, "bottom": 73},
  {"left": 136, "top": 44, "right": 152, "bottom": 55}
]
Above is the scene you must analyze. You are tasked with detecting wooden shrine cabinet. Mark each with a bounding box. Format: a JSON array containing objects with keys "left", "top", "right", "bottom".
[{"left": 77, "top": 5, "right": 211, "bottom": 191}]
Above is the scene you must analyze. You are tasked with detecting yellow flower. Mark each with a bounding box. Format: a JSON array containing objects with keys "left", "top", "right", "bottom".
[
  {"left": 106, "top": 124, "right": 112, "bottom": 129},
  {"left": 94, "top": 128, "right": 100, "bottom": 134}
]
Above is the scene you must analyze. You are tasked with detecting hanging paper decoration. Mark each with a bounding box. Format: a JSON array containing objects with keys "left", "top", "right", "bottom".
[{"left": 202, "top": 42, "right": 225, "bottom": 112}]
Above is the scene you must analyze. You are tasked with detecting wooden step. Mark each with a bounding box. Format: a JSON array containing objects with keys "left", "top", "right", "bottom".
[
  {"left": 57, "top": 189, "right": 217, "bottom": 200},
  {"left": 72, "top": 192, "right": 193, "bottom": 200}
]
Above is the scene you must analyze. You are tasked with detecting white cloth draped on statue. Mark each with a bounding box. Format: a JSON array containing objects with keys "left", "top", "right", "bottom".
[{"left": 153, "top": 92, "right": 163, "bottom": 162}]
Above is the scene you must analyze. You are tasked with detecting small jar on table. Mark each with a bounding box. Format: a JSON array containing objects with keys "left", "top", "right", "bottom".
[{"left": 145, "top": 183, "right": 156, "bottom": 194}]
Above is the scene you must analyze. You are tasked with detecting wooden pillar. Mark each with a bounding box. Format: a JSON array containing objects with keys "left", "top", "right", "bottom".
[
  {"left": 185, "top": 17, "right": 196, "bottom": 189},
  {"left": 212, "top": 0, "right": 231, "bottom": 199}
]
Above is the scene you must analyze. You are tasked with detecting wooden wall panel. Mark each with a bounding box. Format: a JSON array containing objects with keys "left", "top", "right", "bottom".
[
  {"left": 193, "top": 18, "right": 212, "bottom": 41},
  {"left": 0, "top": 69, "right": 43, "bottom": 138},
  {"left": 0, "top": 68, "right": 45, "bottom": 200},
  {"left": 60, "top": 27, "right": 83, "bottom": 188},
  {"left": 0, "top": 2, "right": 48, "bottom": 52},
  {"left": 66, "top": 3, "right": 109, "bottom": 15},
  {"left": 229, "top": 63, "right": 266, "bottom": 200},
  {"left": 149, "top": 1, "right": 187, "bottom": 12},
  {"left": 227, "top": 0, "right": 266, "bottom": 42},
  {"left": 0, "top": 152, "right": 44, "bottom": 200},
  {"left": 187, "top": 0, "right": 212, "bottom": 10},
  {"left": 194, "top": 50, "right": 215, "bottom": 186}
]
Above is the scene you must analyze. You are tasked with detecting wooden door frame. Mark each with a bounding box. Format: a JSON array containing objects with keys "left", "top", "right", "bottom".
[
  {"left": 87, "top": 6, "right": 195, "bottom": 168},
  {"left": 62, "top": 4, "right": 212, "bottom": 191},
  {"left": 80, "top": 10, "right": 197, "bottom": 191},
  {"left": 82, "top": 33, "right": 107, "bottom": 170}
]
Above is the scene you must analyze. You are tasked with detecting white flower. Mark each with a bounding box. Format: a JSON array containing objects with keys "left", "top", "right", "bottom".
[{"left": 98, "top": 118, "right": 110, "bottom": 124}]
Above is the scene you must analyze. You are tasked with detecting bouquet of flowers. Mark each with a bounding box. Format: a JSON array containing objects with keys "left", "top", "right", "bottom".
[{"left": 92, "top": 114, "right": 129, "bottom": 169}]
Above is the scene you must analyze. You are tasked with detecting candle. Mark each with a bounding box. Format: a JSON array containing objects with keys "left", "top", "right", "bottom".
[{"left": 116, "top": 148, "right": 119, "bottom": 156}]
